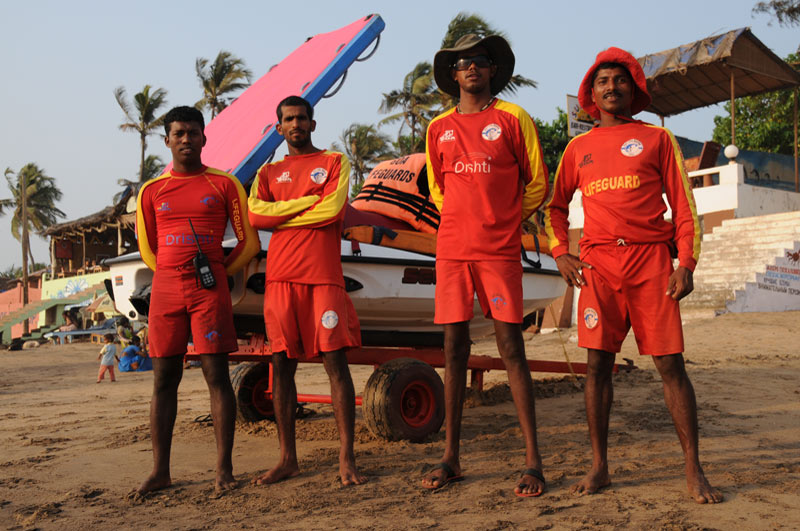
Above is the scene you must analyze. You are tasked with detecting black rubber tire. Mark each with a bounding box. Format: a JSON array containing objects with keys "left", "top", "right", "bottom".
[
  {"left": 230, "top": 361, "right": 274, "bottom": 423},
  {"left": 362, "top": 357, "right": 444, "bottom": 442}
]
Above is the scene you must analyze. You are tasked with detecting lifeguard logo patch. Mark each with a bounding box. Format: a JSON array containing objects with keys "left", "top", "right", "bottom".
[
  {"left": 439, "top": 129, "right": 455, "bottom": 142},
  {"left": 310, "top": 167, "right": 328, "bottom": 184},
  {"left": 583, "top": 308, "right": 599, "bottom": 329},
  {"left": 276, "top": 171, "right": 291, "bottom": 183},
  {"left": 481, "top": 123, "right": 502, "bottom": 141},
  {"left": 321, "top": 310, "right": 339, "bottom": 330},
  {"left": 201, "top": 195, "right": 219, "bottom": 208},
  {"left": 490, "top": 294, "right": 506, "bottom": 310},
  {"left": 620, "top": 139, "right": 643, "bottom": 157}
]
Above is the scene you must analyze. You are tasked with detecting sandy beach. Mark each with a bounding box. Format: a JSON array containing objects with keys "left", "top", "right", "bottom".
[{"left": 1, "top": 311, "right": 799, "bottom": 530}]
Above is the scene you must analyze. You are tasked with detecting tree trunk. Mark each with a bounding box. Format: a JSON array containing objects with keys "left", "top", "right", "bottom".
[
  {"left": 21, "top": 172, "right": 29, "bottom": 335},
  {"left": 139, "top": 132, "right": 146, "bottom": 182}
]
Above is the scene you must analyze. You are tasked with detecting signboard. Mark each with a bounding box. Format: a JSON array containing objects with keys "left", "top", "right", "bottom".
[{"left": 567, "top": 94, "right": 594, "bottom": 137}]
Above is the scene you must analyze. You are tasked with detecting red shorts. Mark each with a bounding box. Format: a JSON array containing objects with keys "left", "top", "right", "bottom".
[
  {"left": 264, "top": 282, "right": 361, "bottom": 359},
  {"left": 434, "top": 260, "right": 522, "bottom": 324},
  {"left": 148, "top": 263, "right": 238, "bottom": 358},
  {"left": 577, "top": 242, "right": 684, "bottom": 356}
]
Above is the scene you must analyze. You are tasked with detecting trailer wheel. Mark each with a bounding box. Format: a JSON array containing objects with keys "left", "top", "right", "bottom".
[
  {"left": 362, "top": 358, "right": 444, "bottom": 442},
  {"left": 230, "top": 362, "right": 274, "bottom": 423}
]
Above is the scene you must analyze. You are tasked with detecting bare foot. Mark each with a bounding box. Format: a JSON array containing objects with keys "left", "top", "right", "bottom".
[
  {"left": 215, "top": 471, "right": 238, "bottom": 493},
  {"left": 421, "top": 461, "right": 462, "bottom": 490},
  {"left": 571, "top": 467, "right": 611, "bottom": 496},
  {"left": 252, "top": 463, "right": 300, "bottom": 486},
  {"left": 687, "top": 466, "right": 723, "bottom": 504},
  {"left": 339, "top": 458, "right": 367, "bottom": 486},
  {"left": 137, "top": 472, "right": 172, "bottom": 495}
]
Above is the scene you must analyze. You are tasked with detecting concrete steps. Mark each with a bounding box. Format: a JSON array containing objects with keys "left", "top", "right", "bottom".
[{"left": 682, "top": 211, "right": 800, "bottom": 312}]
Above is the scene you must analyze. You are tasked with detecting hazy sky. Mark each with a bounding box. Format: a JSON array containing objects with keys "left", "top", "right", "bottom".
[{"left": 0, "top": 0, "right": 797, "bottom": 270}]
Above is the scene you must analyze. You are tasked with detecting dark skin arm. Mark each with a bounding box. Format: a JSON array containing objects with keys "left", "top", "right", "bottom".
[
  {"left": 555, "top": 254, "right": 592, "bottom": 287},
  {"left": 666, "top": 266, "right": 693, "bottom": 300}
]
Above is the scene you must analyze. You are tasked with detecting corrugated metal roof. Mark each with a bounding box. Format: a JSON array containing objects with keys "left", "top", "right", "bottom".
[{"left": 638, "top": 28, "right": 800, "bottom": 117}]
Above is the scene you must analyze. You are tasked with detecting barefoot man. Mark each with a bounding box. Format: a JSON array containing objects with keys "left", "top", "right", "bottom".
[
  {"left": 544, "top": 47, "right": 723, "bottom": 504},
  {"left": 136, "top": 106, "right": 259, "bottom": 494},
  {"left": 423, "top": 34, "right": 549, "bottom": 496},
  {"left": 248, "top": 96, "right": 366, "bottom": 486}
]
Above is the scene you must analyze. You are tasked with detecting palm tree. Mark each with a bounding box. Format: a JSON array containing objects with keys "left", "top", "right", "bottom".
[
  {"left": 332, "top": 124, "right": 395, "bottom": 197},
  {"left": 439, "top": 13, "right": 537, "bottom": 103},
  {"left": 379, "top": 62, "right": 440, "bottom": 155},
  {"left": 113, "top": 155, "right": 165, "bottom": 206},
  {"left": 0, "top": 164, "right": 65, "bottom": 329},
  {"left": 114, "top": 85, "right": 168, "bottom": 183},
  {"left": 195, "top": 51, "right": 252, "bottom": 119}
]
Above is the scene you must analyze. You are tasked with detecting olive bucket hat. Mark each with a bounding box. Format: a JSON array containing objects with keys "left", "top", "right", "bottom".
[{"left": 433, "top": 33, "right": 515, "bottom": 97}]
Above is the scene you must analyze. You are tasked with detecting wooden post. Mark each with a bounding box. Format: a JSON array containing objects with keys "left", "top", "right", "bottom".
[
  {"left": 116, "top": 222, "right": 124, "bottom": 256},
  {"left": 730, "top": 70, "right": 736, "bottom": 146},
  {"left": 49, "top": 238, "right": 55, "bottom": 279},
  {"left": 794, "top": 88, "right": 798, "bottom": 193},
  {"left": 21, "top": 170, "right": 29, "bottom": 335},
  {"left": 81, "top": 232, "right": 86, "bottom": 271},
  {"left": 660, "top": 114, "right": 664, "bottom": 127}
]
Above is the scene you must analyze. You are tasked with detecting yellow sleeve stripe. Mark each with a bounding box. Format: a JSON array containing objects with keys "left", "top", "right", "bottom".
[
  {"left": 246, "top": 166, "right": 320, "bottom": 223},
  {"left": 279, "top": 151, "right": 349, "bottom": 228},
  {"left": 219, "top": 172, "right": 260, "bottom": 275},
  {"left": 543, "top": 135, "right": 583, "bottom": 253},
  {"left": 425, "top": 109, "right": 456, "bottom": 213},
  {"left": 647, "top": 125, "right": 701, "bottom": 262},
  {"left": 135, "top": 174, "right": 172, "bottom": 271},
  {"left": 496, "top": 100, "right": 549, "bottom": 221}
]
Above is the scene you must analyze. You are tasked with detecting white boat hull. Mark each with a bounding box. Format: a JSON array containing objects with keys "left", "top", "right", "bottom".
[{"left": 106, "top": 233, "right": 565, "bottom": 341}]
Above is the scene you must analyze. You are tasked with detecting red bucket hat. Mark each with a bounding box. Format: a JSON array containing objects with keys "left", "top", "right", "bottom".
[{"left": 578, "top": 47, "right": 651, "bottom": 120}]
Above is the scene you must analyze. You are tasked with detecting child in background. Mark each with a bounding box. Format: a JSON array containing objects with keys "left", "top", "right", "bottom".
[{"left": 97, "top": 333, "right": 119, "bottom": 382}]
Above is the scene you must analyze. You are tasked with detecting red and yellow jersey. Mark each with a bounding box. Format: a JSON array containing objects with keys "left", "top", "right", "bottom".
[
  {"left": 136, "top": 167, "right": 259, "bottom": 275},
  {"left": 426, "top": 99, "right": 549, "bottom": 261},
  {"left": 544, "top": 122, "right": 701, "bottom": 271},
  {"left": 248, "top": 150, "right": 349, "bottom": 285}
]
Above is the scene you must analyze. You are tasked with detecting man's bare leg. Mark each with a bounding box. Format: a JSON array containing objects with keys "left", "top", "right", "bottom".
[
  {"left": 572, "top": 349, "right": 615, "bottom": 495},
  {"left": 200, "top": 353, "right": 237, "bottom": 492},
  {"left": 322, "top": 349, "right": 366, "bottom": 485},
  {"left": 138, "top": 356, "right": 184, "bottom": 494},
  {"left": 421, "top": 321, "right": 470, "bottom": 488},
  {"left": 652, "top": 353, "right": 723, "bottom": 504},
  {"left": 494, "top": 321, "right": 544, "bottom": 496},
  {"left": 254, "top": 351, "right": 300, "bottom": 485}
]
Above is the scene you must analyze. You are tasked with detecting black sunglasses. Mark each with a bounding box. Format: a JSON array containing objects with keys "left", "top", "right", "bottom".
[{"left": 452, "top": 55, "right": 492, "bottom": 71}]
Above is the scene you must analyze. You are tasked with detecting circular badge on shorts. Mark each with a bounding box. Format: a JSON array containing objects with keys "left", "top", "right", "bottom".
[
  {"left": 620, "top": 138, "right": 643, "bottom": 157},
  {"left": 481, "top": 123, "right": 502, "bottom": 141},
  {"left": 583, "top": 308, "right": 599, "bottom": 329},
  {"left": 310, "top": 167, "right": 328, "bottom": 184},
  {"left": 321, "top": 310, "right": 339, "bottom": 330}
]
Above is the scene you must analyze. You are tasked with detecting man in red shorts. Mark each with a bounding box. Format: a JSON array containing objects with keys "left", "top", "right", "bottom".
[
  {"left": 136, "top": 106, "right": 259, "bottom": 494},
  {"left": 247, "top": 96, "right": 365, "bottom": 486},
  {"left": 423, "top": 34, "right": 549, "bottom": 496},
  {"left": 544, "top": 48, "right": 723, "bottom": 504}
]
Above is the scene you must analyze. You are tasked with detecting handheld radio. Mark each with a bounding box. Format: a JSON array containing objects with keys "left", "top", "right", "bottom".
[{"left": 187, "top": 218, "right": 216, "bottom": 289}]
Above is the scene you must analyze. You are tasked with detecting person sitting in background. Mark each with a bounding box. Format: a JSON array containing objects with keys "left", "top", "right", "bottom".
[
  {"left": 59, "top": 311, "right": 79, "bottom": 332},
  {"left": 117, "top": 316, "right": 135, "bottom": 347},
  {"left": 119, "top": 336, "right": 147, "bottom": 372}
]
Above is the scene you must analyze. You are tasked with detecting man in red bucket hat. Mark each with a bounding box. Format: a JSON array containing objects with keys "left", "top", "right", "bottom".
[{"left": 544, "top": 47, "right": 723, "bottom": 504}]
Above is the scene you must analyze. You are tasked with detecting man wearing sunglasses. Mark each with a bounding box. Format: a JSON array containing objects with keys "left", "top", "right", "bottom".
[{"left": 424, "top": 34, "right": 549, "bottom": 497}]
